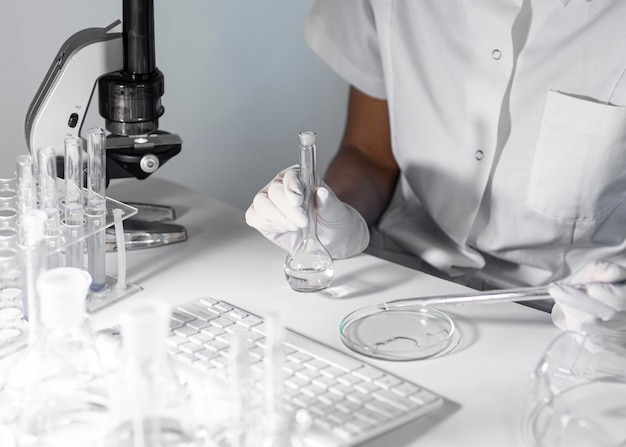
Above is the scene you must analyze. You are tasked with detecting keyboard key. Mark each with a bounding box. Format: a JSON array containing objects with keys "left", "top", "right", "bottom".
[
  {"left": 365, "top": 400, "right": 403, "bottom": 419},
  {"left": 410, "top": 390, "right": 441, "bottom": 406},
  {"left": 374, "top": 375, "right": 403, "bottom": 390},
  {"left": 225, "top": 324, "right": 250, "bottom": 335},
  {"left": 211, "top": 317, "right": 235, "bottom": 328},
  {"left": 337, "top": 373, "right": 362, "bottom": 387},
  {"left": 391, "top": 382, "right": 421, "bottom": 397},
  {"left": 354, "top": 381, "right": 379, "bottom": 394},
  {"left": 304, "top": 358, "right": 329, "bottom": 371},
  {"left": 287, "top": 351, "right": 313, "bottom": 364},
  {"left": 195, "top": 349, "right": 220, "bottom": 362},
  {"left": 312, "top": 375, "right": 336, "bottom": 390},
  {"left": 320, "top": 366, "right": 345, "bottom": 379},
  {"left": 198, "top": 297, "right": 218, "bottom": 307},
  {"left": 187, "top": 320, "right": 213, "bottom": 331},
  {"left": 174, "top": 326, "right": 198, "bottom": 338},
  {"left": 228, "top": 309, "right": 248, "bottom": 320},
  {"left": 200, "top": 326, "right": 226, "bottom": 339},
  {"left": 373, "top": 389, "right": 418, "bottom": 412},
  {"left": 204, "top": 339, "right": 229, "bottom": 353},
  {"left": 178, "top": 302, "right": 219, "bottom": 321},
  {"left": 353, "top": 366, "right": 385, "bottom": 382},
  {"left": 354, "top": 408, "right": 388, "bottom": 425},
  {"left": 295, "top": 368, "right": 320, "bottom": 382},
  {"left": 188, "top": 332, "right": 214, "bottom": 346},
  {"left": 170, "top": 310, "right": 196, "bottom": 324},
  {"left": 213, "top": 303, "right": 233, "bottom": 313}
]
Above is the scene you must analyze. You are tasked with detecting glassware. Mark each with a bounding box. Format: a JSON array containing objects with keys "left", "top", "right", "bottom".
[
  {"left": 11, "top": 267, "right": 110, "bottom": 447},
  {"left": 259, "top": 312, "right": 310, "bottom": 447},
  {"left": 86, "top": 128, "right": 108, "bottom": 293},
  {"left": 15, "top": 156, "right": 36, "bottom": 218},
  {"left": 284, "top": 131, "right": 334, "bottom": 292},
  {"left": 63, "top": 137, "right": 85, "bottom": 270},
  {"left": 106, "top": 299, "right": 199, "bottom": 447},
  {"left": 17, "top": 209, "right": 46, "bottom": 331},
  {"left": 0, "top": 178, "right": 17, "bottom": 209},
  {"left": 341, "top": 282, "right": 614, "bottom": 361},
  {"left": 37, "top": 147, "right": 62, "bottom": 269},
  {"left": 523, "top": 328, "right": 626, "bottom": 447},
  {"left": 0, "top": 245, "right": 22, "bottom": 347},
  {"left": 340, "top": 304, "right": 456, "bottom": 361}
]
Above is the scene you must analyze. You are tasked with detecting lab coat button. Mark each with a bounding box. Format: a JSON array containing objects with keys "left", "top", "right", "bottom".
[
  {"left": 491, "top": 49, "right": 502, "bottom": 60},
  {"left": 475, "top": 150, "right": 484, "bottom": 160}
]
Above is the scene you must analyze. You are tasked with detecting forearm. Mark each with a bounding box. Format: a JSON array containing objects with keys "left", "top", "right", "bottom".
[
  {"left": 323, "top": 86, "right": 399, "bottom": 227},
  {"left": 325, "top": 146, "right": 398, "bottom": 226}
]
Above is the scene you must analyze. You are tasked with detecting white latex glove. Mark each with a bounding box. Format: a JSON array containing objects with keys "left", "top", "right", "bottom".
[
  {"left": 549, "top": 261, "right": 626, "bottom": 333},
  {"left": 245, "top": 166, "right": 369, "bottom": 259}
]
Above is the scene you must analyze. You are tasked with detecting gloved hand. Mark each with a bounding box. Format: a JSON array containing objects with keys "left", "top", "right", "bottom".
[
  {"left": 549, "top": 261, "right": 626, "bottom": 333},
  {"left": 245, "top": 166, "right": 370, "bottom": 259}
]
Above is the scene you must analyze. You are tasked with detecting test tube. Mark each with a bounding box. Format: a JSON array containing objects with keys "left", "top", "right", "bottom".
[
  {"left": 16, "top": 155, "right": 37, "bottom": 244},
  {"left": 86, "top": 128, "right": 107, "bottom": 292},
  {"left": 229, "top": 333, "right": 253, "bottom": 447},
  {"left": 63, "top": 137, "right": 84, "bottom": 270},
  {"left": 19, "top": 209, "right": 46, "bottom": 334},
  {"left": 36, "top": 147, "right": 62, "bottom": 269},
  {"left": 263, "top": 312, "right": 288, "bottom": 436}
]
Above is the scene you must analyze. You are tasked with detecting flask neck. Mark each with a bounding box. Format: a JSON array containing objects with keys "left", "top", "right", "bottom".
[{"left": 299, "top": 144, "right": 318, "bottom": 238}]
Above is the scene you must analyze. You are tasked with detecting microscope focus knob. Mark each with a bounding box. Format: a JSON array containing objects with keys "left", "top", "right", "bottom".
[{"left": 140, "top": 154, "right": 160, "bottom": 173}]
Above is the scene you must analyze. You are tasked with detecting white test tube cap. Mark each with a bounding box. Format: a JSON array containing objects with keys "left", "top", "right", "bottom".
[
  {"left": 37, "top": 268, "right": 92, "bottom": 327},
  {"left": 120, "top": 299, "right": 171, "bottom": 360},
  {"left": 298, "top": 131, "right": 316, "bottom": 146}
]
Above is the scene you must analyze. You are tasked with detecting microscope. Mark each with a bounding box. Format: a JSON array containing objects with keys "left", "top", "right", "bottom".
[{"left": 24, "top": 0, "right": 186, "bottom": 249}]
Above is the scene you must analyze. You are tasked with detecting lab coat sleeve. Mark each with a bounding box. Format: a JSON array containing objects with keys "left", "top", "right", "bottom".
[{"left": 303, "top": 0, "right": 387, "bottom": 100}]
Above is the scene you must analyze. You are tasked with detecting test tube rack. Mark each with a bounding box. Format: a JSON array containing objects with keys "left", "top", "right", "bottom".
[{"left": 0, "top": 177, "right": 142, "bottom": 359}]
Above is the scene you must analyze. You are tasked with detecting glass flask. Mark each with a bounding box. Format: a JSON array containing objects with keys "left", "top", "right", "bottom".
[
  {"left": 206, "top": 325, "right": 310, "bottom": 447},
  {"left": 12, "top": 267, "right": 110, "bottom": 447},
  {"left": 284, "top": 131, "right": 334, "bottom": 292},
  {"left": 523, "top": 328, "right": 626, "bottom": 447},
  {"left": 106, "top": 299, "right": 199, "bottom": 447}
]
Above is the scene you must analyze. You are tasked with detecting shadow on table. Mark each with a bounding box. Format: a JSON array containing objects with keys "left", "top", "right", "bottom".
[
  {"left": 360, "top": 397, "right": 461, "bottom": 447},
  {"left": 320, "top": 262, "right": 415, "bottom": 300}
]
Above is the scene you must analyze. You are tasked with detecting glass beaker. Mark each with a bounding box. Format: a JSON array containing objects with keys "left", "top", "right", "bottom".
[
  {"left": 11, "top": 267, "right": 110, "bottom": 447},
  {"left": 523, "top": 329, "right": 626, "bottom": 447},
  {"left": 106, "top": 299, "right": 199, "bottom": 447},
  {"left": 284, "top": 131, "right": 334, "bottom": 292}
]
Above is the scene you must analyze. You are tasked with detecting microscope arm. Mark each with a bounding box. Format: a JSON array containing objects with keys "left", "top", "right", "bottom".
[{"left": 25, "top": 21, "right": 123, "bottom": 156}]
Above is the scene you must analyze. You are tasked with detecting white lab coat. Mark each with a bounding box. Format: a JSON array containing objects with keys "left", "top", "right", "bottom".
[{"left": 304, "top": 0, "right": 626, "bottom": 288}]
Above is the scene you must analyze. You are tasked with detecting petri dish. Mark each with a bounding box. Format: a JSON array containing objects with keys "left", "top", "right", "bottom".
[{"left": 340, "top": 305, "right": 455, "bottom": 361}]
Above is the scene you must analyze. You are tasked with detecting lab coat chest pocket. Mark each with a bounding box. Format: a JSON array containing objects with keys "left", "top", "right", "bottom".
[{"left": 527, "top": 91, "right": 626, "bottom": 221}]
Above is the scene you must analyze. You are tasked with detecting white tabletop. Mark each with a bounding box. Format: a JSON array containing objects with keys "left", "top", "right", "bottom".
[{"left": 103, "top": 177, "right": 560, "bottom": 447}]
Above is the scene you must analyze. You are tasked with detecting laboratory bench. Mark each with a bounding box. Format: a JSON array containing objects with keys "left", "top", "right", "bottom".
[{"left": 101, "top": 176, "right": 560, "bottom": 447}]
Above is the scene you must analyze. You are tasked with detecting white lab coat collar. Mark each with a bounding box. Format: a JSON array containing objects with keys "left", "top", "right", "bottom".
[{"left": 558, "top": 0, "right": 572, "bottom": 6}]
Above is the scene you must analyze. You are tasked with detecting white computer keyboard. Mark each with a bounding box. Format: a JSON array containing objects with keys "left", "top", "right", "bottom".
[{"left": 166, "top": 297, "right": 446, "bottom": 446}]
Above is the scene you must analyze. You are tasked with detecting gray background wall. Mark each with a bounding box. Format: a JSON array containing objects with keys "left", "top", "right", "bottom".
[{"left": 0, "top": 0, "right": 347, "bottom": 210}]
